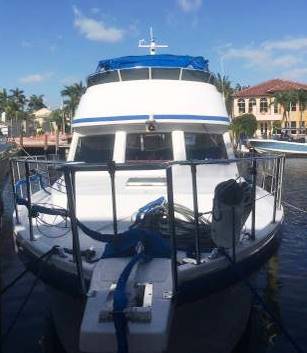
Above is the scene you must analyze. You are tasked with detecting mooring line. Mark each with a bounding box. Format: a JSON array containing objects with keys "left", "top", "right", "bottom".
[{"left": 283, "top": 201, "right": 307, "bottom": 214}]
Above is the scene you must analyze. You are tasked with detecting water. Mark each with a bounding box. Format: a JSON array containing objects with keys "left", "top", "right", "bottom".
[
  {"left": 1, "top": 158, "right": 307, "bottom": 353},
  {"left": 235, "top": 158, "right": 307, "bottom": 353}
]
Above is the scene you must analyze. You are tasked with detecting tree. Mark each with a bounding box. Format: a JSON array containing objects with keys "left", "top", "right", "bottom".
[
  {"left": 49, "top": 109, "right": 63, "bottom": 131},
  {"left": 295, "top": 89, "right": 307, "bottom": 132},
  {"left": 231, "top": 113, "right": 257, "bottom": 145},
  {"left": 213, "top": 74, "right": 234, "bottom": 117},
  {"left": 61, "top": 81, "right": 86, "bottom": 118},
  {"left": 272, "top": 90, "right": 297, "bottom": 126},
  {"left": 9, "top": 88, "right": 28, "bottom": 136},
  {"left": 27, "top": 94, "right": 46, "bottom": 112}
]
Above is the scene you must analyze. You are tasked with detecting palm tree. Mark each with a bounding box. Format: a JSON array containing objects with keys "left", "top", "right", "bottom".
[
  {"left": 27, "top": 94, "right": 46, "bottom": 112},
  {"left": 61, "top": 81, "right": 86, "bottom": 118},
  {"left": 272, "top": 91, "right": 295, "bottom": 127},
  {"left": 0, "top": 89, "right": 10, "bottom": 115},
  {"left": 9, "top": 88, "right": 27, "bottom": 136},
  {"left": 295, "top": 90, "right": 307, "bottom": 133},
  {"left": 213, "top": 74, "right": 234, "bottom": 117}
]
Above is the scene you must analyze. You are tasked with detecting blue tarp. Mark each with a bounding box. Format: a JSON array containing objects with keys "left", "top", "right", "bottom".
[{"left": 96, "top": 54, "right": 209, "bottom": 72}]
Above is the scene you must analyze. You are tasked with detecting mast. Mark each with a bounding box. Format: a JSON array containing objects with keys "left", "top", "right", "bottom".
[{"left": 138, "top": 27, "right": 168, "bottom": 55}]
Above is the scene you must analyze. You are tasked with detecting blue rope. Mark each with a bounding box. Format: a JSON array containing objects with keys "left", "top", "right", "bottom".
[{"left": 113, "top": 252, "right": 145, "bottom": 353}]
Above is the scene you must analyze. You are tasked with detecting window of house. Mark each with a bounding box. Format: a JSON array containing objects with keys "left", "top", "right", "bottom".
[
  {"left": 274, "top": 101, "right": 279, "bottom": 114},
  {"left": 248, "top": 98, "right": 256, "bottom": 113},
  {"left": 291, "top": 102, "right": 297, "bottom": 111},
  {"left": 75, "top": 134, "right": 115, "bottom": 163},
  {"left": 260, "top": 123, "right": 264, "bottom": 134},
  {"left": 260, "top": 98, "right": 268, "bottom": 113},
  {"left": 125, "top": 133, "right": 173, "bottom": 162},
  {"left": 238, "top": 99, "right": 245, "bottom": 114},
  {"left": 291, "top": 121, "right": 297, "bottom": 134},
  {"left": 185, "top": 133, "right": 228, "bottom": 160}
]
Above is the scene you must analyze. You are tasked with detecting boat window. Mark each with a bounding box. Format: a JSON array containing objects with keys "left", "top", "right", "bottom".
[
  {"left": 151, "top": 68, "right": 180, "bottom": 80},
  {"left": 120, "top": 68, "right": 149, "bottom": 81},
  {"left": 74, "top": 134, "right": 115, "bottom": 163},
  {"left": 87, "top": 71, "right": 119, "bottom": 87},
  {"left": 185, "top": 133, "right": 228, "bottom": 160},
  {"left": 181, "top": 69, "right": 212, "bottom": 83},
  {"left": 126, "top": 133, "right": 173, "bottom": 162}
]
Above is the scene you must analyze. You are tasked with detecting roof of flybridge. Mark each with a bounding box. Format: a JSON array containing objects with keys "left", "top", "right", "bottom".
[{"left": 96, "top": 54, "right": 209, "bottom": 72}]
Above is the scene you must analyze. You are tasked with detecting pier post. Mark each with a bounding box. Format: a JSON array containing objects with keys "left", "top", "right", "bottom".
[
  {"left": 272, "top": 157, "right": 281, "bottom": 223},
  {"left": 108, "top": 161, "right": 118, "bottom": 236},
  {"left": 25, "top": 162, "right": 34, "bottom": 241},
  {"left": 251, "top": 159, "right": 257, "bottom": 240},
  {"left": 190, "top": 164, "right": 201, "bottom": 264},
  {"left": 10, "top": 160, "right": 20, "bottom": 224},
  {"left": 64, "top": 167, "right": 87, "bottom": 297},
  {"left": 166, "top": 166, "right": 178, "bottom": 295}
]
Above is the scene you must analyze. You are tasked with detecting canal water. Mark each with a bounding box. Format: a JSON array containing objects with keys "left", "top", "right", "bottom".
[
  {"left": 235, "top": 157, "right": 307, "bottom": 353},
  {"left": 1, "top": 157, "right": 307, "bottom": 353}
]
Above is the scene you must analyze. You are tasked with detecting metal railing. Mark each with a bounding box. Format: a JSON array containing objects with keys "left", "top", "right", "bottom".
[{"left": 10, "top": 154, "right": 285, "bottom": 297}]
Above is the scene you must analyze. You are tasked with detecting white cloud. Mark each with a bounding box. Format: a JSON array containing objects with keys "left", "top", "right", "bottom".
[
  {"left": 73, "top": 6, "right": 124, "bottom": 42},
  {"left": 281, "top": 67, "right": 307, "bottom": 80},
  {"left": 20, "top": 73, "right": 53, "bottom": 84},
  {"left": 178, "top": 0, "right": 202, "bottom": 12},
  {"left": 221, "top": 36, "right": 306, "bottom": 71},
  {"left": 263, "top": 37, "right": 307, "bottom": 51}
]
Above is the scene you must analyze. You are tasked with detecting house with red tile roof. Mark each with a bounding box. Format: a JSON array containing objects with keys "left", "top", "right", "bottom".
[{"left": 233, "top": 79, "right": 307, "bottom": 137}]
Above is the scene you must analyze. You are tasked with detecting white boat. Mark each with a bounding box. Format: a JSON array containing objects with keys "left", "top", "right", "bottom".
[
  {"left": 249, "top": 138, "right": 307, "bottom": 155},
  {"left": 11, "top": 34, "right": 285, "bottom": 353}
]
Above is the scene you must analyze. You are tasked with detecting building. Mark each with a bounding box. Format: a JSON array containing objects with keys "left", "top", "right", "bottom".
[{"left": 233, "top": 79, "right": 307, "bottom": 137}]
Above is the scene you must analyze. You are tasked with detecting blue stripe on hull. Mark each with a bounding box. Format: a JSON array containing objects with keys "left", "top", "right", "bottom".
[{"left": 72, "top": 115, "right": 230, "bottom": 125}]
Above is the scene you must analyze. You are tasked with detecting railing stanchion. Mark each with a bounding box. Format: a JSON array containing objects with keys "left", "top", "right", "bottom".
[
  {"left": 64, "top": 168, "right": 87, "bottom": 297},
  {"left": 272, "top": 157, "right": 280, "bottom": 223},
  {"left": 108, "top": 161, "right": 118, "bottom": 235},
  {"left": 10, "top": 160, "right": 20, "bottom": 224},
  {"left": 166, "top": 166, "right": 178, "bottom": 294},
  {"left": 25, "top": 161, "right": 34, "bottom": 241},
  {"left": 191, "top": 164, "right": 201, "bottom": 264},
  {"left": 251, "top": 158, "right": 257, "bottom": 240}
]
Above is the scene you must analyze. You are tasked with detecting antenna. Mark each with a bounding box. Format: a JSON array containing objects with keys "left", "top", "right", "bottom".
[{"left": 138, "top": 27, "right": 168, "bottom": 55}]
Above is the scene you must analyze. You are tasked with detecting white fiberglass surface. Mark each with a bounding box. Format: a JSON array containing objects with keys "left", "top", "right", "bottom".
[{"left": 74, "top": 80, "right": 227, "bottom": 121}]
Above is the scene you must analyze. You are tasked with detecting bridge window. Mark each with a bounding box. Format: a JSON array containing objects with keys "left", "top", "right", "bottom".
[
  {"left": 75, "top": 134, "right": 115, "bottom": 163},
  {"left": 181, "top": 69, "right": 212, "bottom": 82},
  {"left": 120, "top": 68, "right": 149, "bottom": 81},
  {"left": 238, "top": 99, "right": 245, "bottom": 114},
  {"left": 126, "top": 133, "right": 173, "bottom": 162},
  {"left": 87, "top": 71, "right": 119, "bottom": 86},
  {"left": 260, "top": 97, "right": 268, "bottom": 113},
  {"left": 151, "top": 68, "right": 180, "bottom": 80},
  {"left": 185, "top": 133, "right": 227, "bottom": 160}
]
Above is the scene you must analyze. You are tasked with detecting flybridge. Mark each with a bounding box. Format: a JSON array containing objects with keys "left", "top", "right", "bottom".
[{"left": 95, "top": 54, "right": 209, "bottom": 73}]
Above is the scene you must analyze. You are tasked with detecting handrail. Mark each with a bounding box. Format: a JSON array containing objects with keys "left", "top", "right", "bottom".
[{"left": 10, "top": 153, "right": 285, "bottom": 298}]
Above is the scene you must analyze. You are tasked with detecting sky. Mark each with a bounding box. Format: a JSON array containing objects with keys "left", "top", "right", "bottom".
[{"left": 1, "top": 0, "right": 307, "bottom": 107}]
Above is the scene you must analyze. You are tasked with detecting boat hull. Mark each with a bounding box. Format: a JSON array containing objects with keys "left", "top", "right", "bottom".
[
  {"left": 15, "top": 223, "right": 281, "bottom": 305},
  {"left": 249, "top": 138, "right": 307, "bottom": 155}
]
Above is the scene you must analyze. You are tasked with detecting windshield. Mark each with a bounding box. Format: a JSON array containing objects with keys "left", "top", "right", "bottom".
[
  {"left": 74, "top": 134, "right": 115, "bottom": 163},
  {"left": 126, "top": 133, "right": 173, "bottom": 162},
  {"left": 185, "top": 133, "right": 227, "bottom": 160}
]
